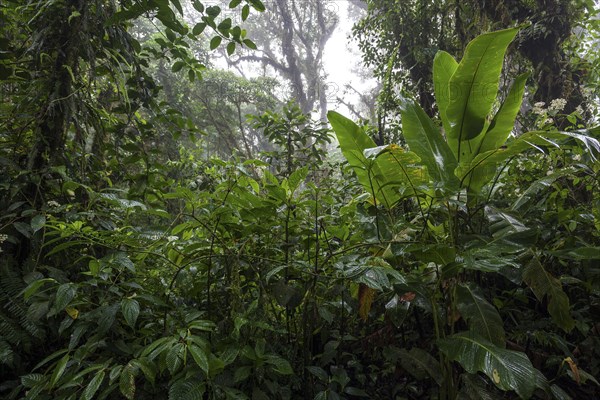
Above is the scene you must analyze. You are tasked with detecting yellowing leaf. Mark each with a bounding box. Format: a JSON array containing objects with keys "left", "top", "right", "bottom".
[
  {"left": 66, "top": 307, "right": 79, "bottom": 319},
  {"left": 358, "top": 283, "right": 375, "bottom": 321}
]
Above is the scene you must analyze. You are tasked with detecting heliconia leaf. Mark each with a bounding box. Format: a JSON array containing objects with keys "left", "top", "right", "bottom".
[
  {"left": 438, "top": 332, "right": 537, "bottom": 399},
  {"left": 329, "top": 111, "right": 426, "bottom": 208},
  {"left": 463, "top": 72, "right": 529, "bottom": 195},
  {"left": 455, "top": 283, "right": 505, "bottom": 345},
  {"left": 522, "top": 256, "right": 575, "bottom": 332},
  {"left": 358, "top": 283, "right": 375, "bottom": 321},
  {"left": 459, "top": 373, "right": 504, "bottom": 400},
  {"left": 400, "top": 97, "right": 459, "bottom": 192},
  {"left": 477, "top": 73, "right": 530, "bottom": 154},
  {"left": 446, "top": 27, "right": 520, "bottom": 162},
  {"left": 433, "top": 50, "right": 458, "bottom": 136}
]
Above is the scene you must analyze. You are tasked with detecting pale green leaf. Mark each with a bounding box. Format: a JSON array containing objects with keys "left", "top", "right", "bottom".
[{"left": 456, "top": 283, "right": 505, "bottom": 345}]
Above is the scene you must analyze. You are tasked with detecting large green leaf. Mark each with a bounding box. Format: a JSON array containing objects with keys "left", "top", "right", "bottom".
[
  {"left": 522, "top": 257, "right": 575, "bottom": 332},
  {"left": 456, "top": 130, "right": 600, "bottom": 196},
  {"left": 477, "top": 73, "right": 530, "bottom": 154},
  {"left": 446, "top": 27, "right": 520, "bottom": 162},
  {"left": 363, "top": 144, "right": 429, "bottom": 201},
  {"left": 400, "top": 97, "right": 459, "bottom": 192},
  {"left": 455, "top": 283, "right": 505, "bottom": 345},
  {"left": 463, "top": 72, "right": 529, "bottom": 195},
  {"left": 328, "top": 111, "right": 427, "bottom": 208},
  {"left": 438, "top": 332, "right": 536, "bottom": 399},
  {"left": 433, "top": 50, "right": 458, "bottom": 136},
  {"left": 328, "top": 111, "right": 399, "bottom": 208}
]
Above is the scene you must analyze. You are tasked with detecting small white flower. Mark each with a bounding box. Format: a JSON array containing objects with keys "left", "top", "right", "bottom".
[
  {"left": 546, "top": 118, "right": 554, "bottom": 125},
  {"left": 549, "top": 98, "right": 567, "bottom": 112},
  {"left": 546, "top": 169, "right": 554, "bottom": 176},
  {"left": 166, "top": 236, "right": 178, "bottom": 242},
  {"left": 575, "top": 105, "right": 584, "bottom": 115},
  {"left": 0, "top": 234, "right": 8, "bottom": 244},
  {"left": 47, "top": 200, "right": 60, "bottom": 208},
  {"left": 573, "top": 154, "right": 581, "bottom": 161}
]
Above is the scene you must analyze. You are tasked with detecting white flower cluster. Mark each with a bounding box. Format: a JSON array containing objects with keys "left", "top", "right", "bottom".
[
  {"left": 549, "top": 98, "right": 567, "bottom": 112},
  {"left": 532, "top": 101, "right": 546, "bottom": 115},
  {"left": 575, "top": 105, "right": 584, "bottom": 115},
  {"left": 47, "top": 200, "right": 60, "bottom": 208},
  {"left": 0, "top": 233, "right": 7, "bottom": 252}
]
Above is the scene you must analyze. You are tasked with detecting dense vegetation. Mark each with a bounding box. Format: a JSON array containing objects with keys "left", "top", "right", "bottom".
[{"left": 1, "top": 1, "right": 599, "bottom": 399}]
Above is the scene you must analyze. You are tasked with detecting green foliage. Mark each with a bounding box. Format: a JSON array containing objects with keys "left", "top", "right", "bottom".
[
  {"left": 2, "top": 2, "right": 600, "bottom": 400},
  {"left": 329, "top": 27, "right": 600, "bottom": 399}
]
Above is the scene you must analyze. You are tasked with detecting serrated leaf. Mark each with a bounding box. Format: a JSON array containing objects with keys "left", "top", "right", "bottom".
[
  {"left": 120, "top": 363, "right": 136, "bottom": 400},
  {"left": 456, "top": 283, "right": 505, "bottom": 345},
  {"left": 166, "top": 343, "right": 185, "bottom": 374},
  {"left": 55, "top": 283, "right": 76, "bottom": 311},
  {"left": 210, "top": 36, "right": 222, "bottom": 50},
  {"left": 438, "top": 332, "right": 536, "bottom": 399},
  {"left": 523, "top": 257, "right": 575, "bottom": 332},
  {"left": 121, "top": 298, "right": 140, "bottom": 328},
  {"left": 188, "top": 344, "right": 209, "bottom": 375}
]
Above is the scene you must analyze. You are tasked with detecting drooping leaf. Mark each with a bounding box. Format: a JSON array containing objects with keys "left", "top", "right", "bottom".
[
  {"left": 400, "top": 97, "right": 459, "bottom": 192},
  {"left": 522, "top": 256, "right": 575, "bottom": 332},
  {"left": 455, "top": 283, "right": 505, "bottom": 345},
  {"left": 81, "top": 370, "right": 105, "bottom": 400},
  {"left": 438, "top": 332, "right": 536, "bottom": 399},
  {"left": 394, "top": 347, "right": 443, "bottom": 385},
  {"left": 188, "top": 344, "right": 209, "bottom": 375},
  {"left": 121, "top": 298, "right": 140, "bottom": 328},
  {"left": 50, "top": 353, "right": 70, "bottom": 388},
  {"left": 120, "top": 363, "right": 136, "bottom": 400},
  {"left": 433, "top": 50, "right": 458, "bottom": 136},
  {"left": 446, "top": 27, "right": 520, "bottom": 161},
  {"left": 358, "top": 283, "right": 375, "bottom": 321}
]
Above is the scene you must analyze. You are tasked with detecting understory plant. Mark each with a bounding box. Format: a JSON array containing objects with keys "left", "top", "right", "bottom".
[{"left": 328, "top": 26, "right": 600, "bottom": 399}]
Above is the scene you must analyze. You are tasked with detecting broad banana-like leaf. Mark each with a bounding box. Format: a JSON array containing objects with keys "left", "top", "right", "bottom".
[
  {"left": 463, "top": 72, "right": 530, "bottom": 195},
  {"left": 400, "top": 97, "right": 459, "bottom": 192},
  {"left": 438, "top": 332, "right": 536, "bottom": 399},
  {"left": 363, "top": 144, "right": 429, "bottom": 202},
  {"left": 446, "top": 27, "right": 520, "bottom": 162},
  {"left": 455, "top": 130, "right": 600, "bottom": 197},
  {"left": 328, "top": 111, "right": 400, "bottom": 207},
  {"left": 433, "top": 51, "right": 458, "bottom": 136},
  {"left": 458, "top": 373, "right": 504, "bottom": 400},
  {"left": 522, "top": 256, "right": 575, "bottom": 332},
  {"left": 477, "top": 73, "right": 530, "bottom": 154},
  {"left": 456, "top": 283, "right": 505, "bottom": 346}
]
